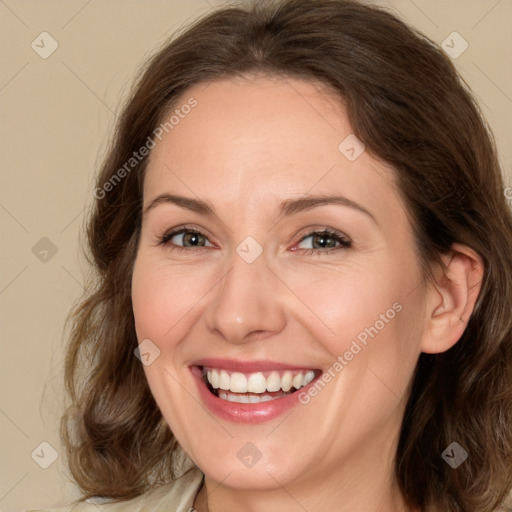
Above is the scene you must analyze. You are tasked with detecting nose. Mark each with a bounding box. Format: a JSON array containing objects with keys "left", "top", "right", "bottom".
[{"left": 204, "top": 249, "right": 287, "bottom": 344}]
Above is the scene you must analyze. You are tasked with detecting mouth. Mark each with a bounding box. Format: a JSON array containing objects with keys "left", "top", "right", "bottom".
[
  {"left": 189, "top": 359, "right": 323, "bottom": 423},
  {"left": 196, "top": 365, "right": 321, "bottom": 403}
]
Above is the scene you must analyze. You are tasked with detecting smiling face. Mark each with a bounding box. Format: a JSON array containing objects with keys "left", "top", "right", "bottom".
[{"left": 131, "top": 74, "right": 429, "bottom": 499}]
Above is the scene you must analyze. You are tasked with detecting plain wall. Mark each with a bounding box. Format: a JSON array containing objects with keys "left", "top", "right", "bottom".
[{"left": 1, "top": 1, "right": 511, "bottom": 510}]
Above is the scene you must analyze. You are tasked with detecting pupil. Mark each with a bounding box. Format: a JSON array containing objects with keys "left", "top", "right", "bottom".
[
  {"left": 314, "top": 233, "right": 335, "bottom": 249},
  {"left": 184, "top": 232, "right": 202, "bottom": 246}
]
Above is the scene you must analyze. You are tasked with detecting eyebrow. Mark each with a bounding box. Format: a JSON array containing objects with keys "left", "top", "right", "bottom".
[{"left": 143, "top": 193, "right": 377, "bottom": 224}]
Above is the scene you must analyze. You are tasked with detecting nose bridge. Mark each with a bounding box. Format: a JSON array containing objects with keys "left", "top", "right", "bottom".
[{"left": 204, "top": 244, "right": 286, "bottom": 343}]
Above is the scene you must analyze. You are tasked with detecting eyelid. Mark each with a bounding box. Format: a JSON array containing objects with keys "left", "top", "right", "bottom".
[
  {"left": 157, "top": 224, "right": 215, "bottom": 248},
  {"left": 157, "top": 224, "right": 352, "bottom": 254},
  {"left": 292, "top": 226, "right": 352, "bottom": 254},
  {"left": 294, "top": 225, "right": 351, "bottom": 243}
]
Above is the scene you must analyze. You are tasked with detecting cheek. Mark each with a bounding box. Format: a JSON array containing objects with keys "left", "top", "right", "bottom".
[
  {"left": 285, "top": 254, "right": 424, "bottom": 410},
  {"left": 131, "top": 257, "right": 202, "bottom": 439},
  {"left": 284, "top": 256, "right": 418, "bottom": 355},
  {"left": 131, "top": 255, "right": 211, "bottom": 346}
]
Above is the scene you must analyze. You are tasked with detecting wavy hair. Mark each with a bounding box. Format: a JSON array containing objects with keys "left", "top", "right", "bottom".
[{"left": 61, "top": 0, "right": 512, "bottom": 510}]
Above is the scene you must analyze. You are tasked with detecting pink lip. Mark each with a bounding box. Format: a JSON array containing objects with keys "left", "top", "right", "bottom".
[{"left": 189, "top": 359, "right": 321, "bottom": 424}]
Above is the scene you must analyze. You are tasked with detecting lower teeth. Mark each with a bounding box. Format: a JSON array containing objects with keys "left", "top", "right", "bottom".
[{"left": 215, "top": 389, "right": 295, "bottom": 403}]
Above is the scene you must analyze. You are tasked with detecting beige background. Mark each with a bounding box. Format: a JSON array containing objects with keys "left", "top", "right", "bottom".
[{"left": 0, "top": 1, "right": 511, "bottom": 511}]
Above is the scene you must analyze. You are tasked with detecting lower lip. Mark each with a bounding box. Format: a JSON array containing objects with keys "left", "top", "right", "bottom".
[{"left": 190, "top": 366, "right": 319, "bottom": 424}]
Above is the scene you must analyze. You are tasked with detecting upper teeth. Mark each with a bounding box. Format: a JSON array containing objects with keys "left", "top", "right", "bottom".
[{"left": 205, "top": 369, "right": 315, "bottom": 394}]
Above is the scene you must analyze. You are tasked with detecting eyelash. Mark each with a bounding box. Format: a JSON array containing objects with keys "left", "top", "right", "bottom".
[{"left": 157, "top": 225, "right": 352, "bottom": 256}]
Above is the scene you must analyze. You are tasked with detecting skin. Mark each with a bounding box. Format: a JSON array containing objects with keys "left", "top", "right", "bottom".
[{"left": 131, "top": 74, "right": 483, "bottom": 512}]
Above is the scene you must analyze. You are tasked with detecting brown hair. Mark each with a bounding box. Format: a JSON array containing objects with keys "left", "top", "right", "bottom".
[{"left": 61, "top": 0, "right": 512, "bottom": 510}]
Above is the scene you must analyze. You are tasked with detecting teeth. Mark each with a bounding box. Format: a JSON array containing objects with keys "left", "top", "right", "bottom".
[
  {"left": 218, "top": 391, "right": 282, "bottom": 403},
  {"left": 219, "top": 370, "right": 230, "bottom": 390},
  {"left": 207, "top": 369, "right": 219, "bottom": 389},
  {"left": 266, "top": 371, "right": 281, "bottom": 392},
  {"left": 205, "top": 368, "right": 317, "bottom": 395},
  {"left": 292, "top": 373, "right": 302, "bottom": 390},
  {"left": 230, "top": 372, "right": 247, "bottom": 393},
  {"left": 281, "top": 371, "right": 293, "bottom": 392},
  {"left": 247, "top": 372, "right": 266, "bottom": 393},
  {"left": 303, "top": 370, "right": 315, "bottom": 386}
]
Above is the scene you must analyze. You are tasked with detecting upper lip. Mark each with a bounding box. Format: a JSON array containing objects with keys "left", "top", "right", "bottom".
[{"left": 191, "top": 358, "right": 319, "bottom": 373}]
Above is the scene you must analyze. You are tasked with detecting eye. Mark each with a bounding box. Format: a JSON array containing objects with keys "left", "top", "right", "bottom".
[
  {"left": 294, "top": 228, "right": 352, "bottom": 255},
  {"left": 158, "top": 227, "right": 213, "bottom": 251},
  {"left": 157, "top": 225, "right": 351, "bottom": 255}
]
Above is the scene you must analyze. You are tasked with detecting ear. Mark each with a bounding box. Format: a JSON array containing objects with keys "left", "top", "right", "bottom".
[{"left": 421, "top": 243, "right": 484, "bottom": 354}]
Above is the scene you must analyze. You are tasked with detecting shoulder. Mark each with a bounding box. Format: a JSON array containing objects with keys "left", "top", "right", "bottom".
[{"left": 24, "top": 467, "right": 204, "bottom": 512}]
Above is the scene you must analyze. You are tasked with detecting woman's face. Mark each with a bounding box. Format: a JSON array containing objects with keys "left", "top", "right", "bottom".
[{"left": 131, "top": 74, "right": 428, "bottom": 493}]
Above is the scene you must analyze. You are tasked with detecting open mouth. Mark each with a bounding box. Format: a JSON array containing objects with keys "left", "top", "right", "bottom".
[{"left": 199, "top": 366, "right": 321, "bottom": 404}]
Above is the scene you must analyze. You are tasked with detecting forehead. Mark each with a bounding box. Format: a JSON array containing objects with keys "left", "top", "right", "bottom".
[{"left": 143, "top": 74, "right": 404, "bottom": 225}]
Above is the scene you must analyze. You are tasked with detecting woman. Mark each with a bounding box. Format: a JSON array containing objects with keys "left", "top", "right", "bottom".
[{"left": 31, "top": 0, "right": 512, "bottom": 511}]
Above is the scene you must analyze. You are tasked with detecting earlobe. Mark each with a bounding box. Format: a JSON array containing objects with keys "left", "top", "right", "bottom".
[{"left": 420, "top": 243, "right": 484, "bottom": 354}]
